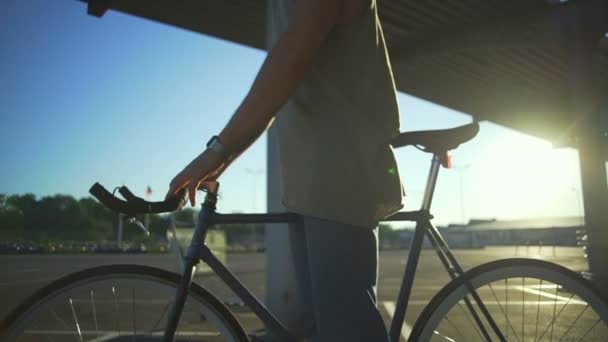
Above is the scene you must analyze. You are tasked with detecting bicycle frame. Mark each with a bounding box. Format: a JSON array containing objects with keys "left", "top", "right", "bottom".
[
  {"left": 163, "top": 154, "right": 505, "bottom": 342},
  {"left": 386, "top": 155, "right": 505, "bottom": 342}
]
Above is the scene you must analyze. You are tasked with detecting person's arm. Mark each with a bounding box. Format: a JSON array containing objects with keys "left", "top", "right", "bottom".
[
  {"left": 217, "top": 0, "right": 344, "bottom": 160},
  {"left": 166, "top": 0, "right": 346, "bottom": 205}
]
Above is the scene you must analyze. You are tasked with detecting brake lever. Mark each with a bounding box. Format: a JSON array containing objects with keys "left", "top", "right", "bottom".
[{"left": 126, "top": 217, "right": 150, "bottom": 236}]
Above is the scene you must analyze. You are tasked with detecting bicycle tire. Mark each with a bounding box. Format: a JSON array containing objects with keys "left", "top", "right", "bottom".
[
  {"left": 408, "top": 258, "right": 608, "bottom": 342},
  {"left": 0, "top": 264, "right": 248, "bottom": 341}
]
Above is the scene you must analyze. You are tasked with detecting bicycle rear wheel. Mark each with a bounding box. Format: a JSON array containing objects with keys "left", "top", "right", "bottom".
[
  {"left": 0, "top": 264, "right": 248, "bottom": 341},
  {"left": 409, "top": 258, "right": 608, "bottom": 342}
]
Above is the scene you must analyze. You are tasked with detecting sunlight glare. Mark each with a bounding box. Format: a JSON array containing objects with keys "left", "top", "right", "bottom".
[{"left": 477, "top": 133, "right": 580, "bottom": 218}]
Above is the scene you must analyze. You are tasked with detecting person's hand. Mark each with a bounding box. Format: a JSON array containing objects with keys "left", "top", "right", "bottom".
[{"left": 166, "top": 150, "right": 227, "bottom": 206}]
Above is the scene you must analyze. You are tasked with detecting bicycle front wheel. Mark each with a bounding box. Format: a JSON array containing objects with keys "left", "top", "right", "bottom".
[
  {"left": 409, "top": 258, "right": 608, "bottom": 342},
  {"left": 0, "top": 264, "right": 248, "bottom": 341}
]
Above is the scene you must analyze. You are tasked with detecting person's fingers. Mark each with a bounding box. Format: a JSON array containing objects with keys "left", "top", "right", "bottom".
[
  {"left": 166, "top": 185, "right": 182, "bottom": 200},
  {"left": 166, "top": 173, "right": 187, "bottom": 199},
  {"left": 165, "top": 186, "right": 175, "bottom": 200},
  {"left": 188, "top": 180, "right": 199, "bottom": 207},
  {"left": 176, "top": 188, "right": 188, "bottom": 210},
  {"left": 166, "top": 179, "right": 181, "bottom": 199}
]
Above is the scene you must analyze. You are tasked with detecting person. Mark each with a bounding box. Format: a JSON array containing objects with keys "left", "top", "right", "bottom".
[{"left": 166, "top": 0, "right": 404, "bottom": 340}]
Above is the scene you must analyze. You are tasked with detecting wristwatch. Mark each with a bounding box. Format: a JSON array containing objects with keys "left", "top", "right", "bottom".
[{"left": 206, "top": 135, "right": 228, "bottom": 158}]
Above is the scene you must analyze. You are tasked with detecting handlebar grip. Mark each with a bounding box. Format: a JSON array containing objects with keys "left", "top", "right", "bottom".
[
  {"left": 118, "top": 186, "right": 139, "bottom": 203},
  {"left": 90, "top": 183, "right": 188, "bottom": 215},
  {"left": 89, "top": 183, "right": 133, "bottom": 215}
]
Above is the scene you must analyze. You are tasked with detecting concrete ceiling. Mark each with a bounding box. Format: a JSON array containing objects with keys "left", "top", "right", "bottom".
[{"left": 79, "top": 0, "right": 608, "bottom": 150}]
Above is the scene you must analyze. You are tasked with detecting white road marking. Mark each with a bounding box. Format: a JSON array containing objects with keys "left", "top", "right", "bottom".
[
  {"left": 24, "top": 329, "right": 220, "bottom": 337},
  {"left": 455, "top": 300, "right": 585, "bottom": 305},
  {"left": 70, "top": 298, "right": 170, "bottom": 304},
  {"left": 512, "top": 285, "right": 587, "bottom": 305},
  {"left": 382, "top": 301, "right": 412, "bottom": 341},
  {"left": 65, "top": 298, "right": 583, "bottom": 306}
]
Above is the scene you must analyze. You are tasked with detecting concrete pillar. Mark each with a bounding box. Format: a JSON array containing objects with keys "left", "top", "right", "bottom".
[
  {"left": 263, "top": 1, "right": 306, "bottom": 333},
  {"left": 265, "top": 123, "right": 303, "bottom": 332},
  {"left": 578, "top": 118, "right": 608, "bottom": 288},
  {"left": 566, "top": 13, "right": 608, "bottom": 289}
]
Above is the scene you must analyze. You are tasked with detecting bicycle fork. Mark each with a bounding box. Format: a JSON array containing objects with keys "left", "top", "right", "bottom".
[
  {"left": 163, "top": 259, "right": 198, "bottom": 342},
  {"left": 163, "top": 191, "right": 216, "bottom": 341}
]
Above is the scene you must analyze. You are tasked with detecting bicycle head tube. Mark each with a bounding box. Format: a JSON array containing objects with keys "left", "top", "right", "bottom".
[{"left": 184, "top": 182, "right": 220, "bottom": 261}]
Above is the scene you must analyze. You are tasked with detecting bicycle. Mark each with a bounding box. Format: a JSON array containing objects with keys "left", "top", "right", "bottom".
[{"left": 2, "top": 122, "right": 607, "bottom": 341}]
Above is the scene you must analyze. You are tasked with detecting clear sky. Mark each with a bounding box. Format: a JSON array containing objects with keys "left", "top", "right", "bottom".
[{"left": 0, "top": 0, "right": 584, "bottom": 226}]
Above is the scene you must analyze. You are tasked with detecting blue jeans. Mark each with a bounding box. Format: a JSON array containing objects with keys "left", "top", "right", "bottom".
[{"left": 289, "top": 215, "right": 390, "bottom": 342}]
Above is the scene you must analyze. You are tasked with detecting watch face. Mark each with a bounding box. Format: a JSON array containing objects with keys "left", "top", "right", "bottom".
[
  {"left": 206, "top": 136, "right": 225, "bottom": 156},
  {"left": 207, "top": 136, "right": 219, "bottom": 148}
]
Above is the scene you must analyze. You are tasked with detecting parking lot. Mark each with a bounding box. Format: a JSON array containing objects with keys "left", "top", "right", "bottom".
[{"left": 1, "top": 246, "right": 603, "bottom": 341}]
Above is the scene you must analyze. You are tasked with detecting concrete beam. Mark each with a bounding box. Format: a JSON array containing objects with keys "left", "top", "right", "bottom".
[
  {"left": 78, "top": 0, "right": 266, "bottom": 49},
  {"left": 391, "top": 0, "right": 608, "bottom": 61},
  {"left": 85, "top": 0, "right": 109, "bottom": 17}
]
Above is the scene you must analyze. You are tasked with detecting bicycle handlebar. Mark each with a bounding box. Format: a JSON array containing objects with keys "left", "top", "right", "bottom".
[{"left": 89, "top": 183, "right": 188, "bottom": 216}]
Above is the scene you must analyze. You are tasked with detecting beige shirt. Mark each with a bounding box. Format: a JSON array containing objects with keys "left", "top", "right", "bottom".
[{"left": 267, "top": 0, "right": 404, "bottom": 227}]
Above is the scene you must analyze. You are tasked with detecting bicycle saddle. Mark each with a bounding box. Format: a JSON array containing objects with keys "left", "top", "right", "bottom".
[{"left": 390, "top": 122, "right": 479, "bottom": 154}]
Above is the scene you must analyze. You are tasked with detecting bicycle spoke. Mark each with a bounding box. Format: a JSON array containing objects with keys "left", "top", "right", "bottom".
[
  {"left": 112, "top": 285, "right": 120, "bottom": 336},
  {"left": 132, "top": 287, "right": 136, "bottom": 341},
  {"left": 68, "top": 298, "right": 84, "bottom": 342},
  {"left": 505, "top": 279, "right": 508, "bottom": 341},
  {"left": 151, "top": 300, "right": 172, "bottom": 332},
  {"left": 522, "top": 277, "right": 525, "bottom": 341},
  {"left": 579, "top": 318, "right": 601, "bottom": 341},
  {"left": 535, "top": 279, "right": 542, "bottom": 341},
  {"left": 455, "top": 296, "right": 485, "bottom": 341},
  {"left": 549, "top": 283, "right": 559, "bottom": 341},
  {"left": 536, "top": 291, "right": 575, "bottom": 341},
  {"left": 458, "top": 289, "right": 495, "bottom": 341},
  {"left": 410, "top": 260, "right": 607, "bottom": 342},
  {"left": 90, "top": 290, "right": 99, "bottom": 337},
  {"left": 443, "top": 314, "right": 467, "bottom": 341},
  {"left": 488, "top": 282, "right": 520, "bottom": 342},
  {"left": 3, "top": 265, "right": 245, "bottom": 342},
  {"left": 557, "top": 304, "right": 588, "bottom": 342},
  {"left": 432, "top": 330, "right": 458, "bottom": 341},
  {"left": 50, "top": 308, "right": 72, "bottom": 332}
]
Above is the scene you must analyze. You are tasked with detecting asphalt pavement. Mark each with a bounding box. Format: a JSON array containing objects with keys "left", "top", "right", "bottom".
[{"left": 1, "top": 246, "right": 602, "bottom": 341}]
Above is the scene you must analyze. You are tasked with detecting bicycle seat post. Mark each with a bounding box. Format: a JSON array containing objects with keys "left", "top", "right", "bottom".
[{"left": 420, "top": 153, "right": 444, "bottom": 212}]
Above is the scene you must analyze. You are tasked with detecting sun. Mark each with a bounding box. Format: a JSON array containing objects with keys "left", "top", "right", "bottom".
[{"left": 475, "top": 131, "right": 581, "bottom": 218}]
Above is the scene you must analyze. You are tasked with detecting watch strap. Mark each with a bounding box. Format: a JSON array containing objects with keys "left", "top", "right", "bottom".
[{"left": 206, "top": 135, "right": 228, "bottom": 158}]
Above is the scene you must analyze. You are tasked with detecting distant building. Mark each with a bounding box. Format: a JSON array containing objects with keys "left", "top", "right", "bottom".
[
  {"left": 393, "top": 216, "right": 583, "bottom": 249},
  {"left": 464, "top": 216, "right": 583, "bottom": 246}
]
